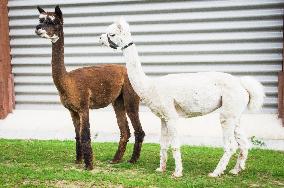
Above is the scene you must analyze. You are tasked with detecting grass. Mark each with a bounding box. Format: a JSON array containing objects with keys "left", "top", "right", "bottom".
[{"left": 0, "top": 139, "right": 283, "bottom": 188}]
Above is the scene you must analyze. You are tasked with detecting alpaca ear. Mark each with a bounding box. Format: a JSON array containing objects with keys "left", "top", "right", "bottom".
[
  {"left": 118, "top": 17, "right": 126, "bottom": 23},
  {"left": 55, "top": 5, "right": 62, "bottom": 19},
  {"left": 37, "top": 6, "right": 45, "bottom": 14},
  {"left": 116, "top": 17, "right": 128, "bottom": 32}
]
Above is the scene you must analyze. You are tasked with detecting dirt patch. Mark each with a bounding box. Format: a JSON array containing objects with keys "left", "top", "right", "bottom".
[
  {"left": 22, "top": 179, "right": 123, "bottom": 188},
  {"left": 54, "top": 180, "right": 90, "bottom": 188},
  {"left": 22, "top": 179, "right": 42, "bottom": 187},
  {"left": 90, "top": 165, "right": 119, "bottom": 174},
  {"left": 54, "top": 180, "right": 124, "bottom": 188},
  {"left": 272, "top": 180, "right": 284, "bottom": 186},
  {"left": 249, "top": 183, "right": 261, "bottom": 187}
]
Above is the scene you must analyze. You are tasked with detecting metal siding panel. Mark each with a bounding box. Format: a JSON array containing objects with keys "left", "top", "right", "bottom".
[
  {"left": 9, "top": 20, "right": 284, "bottom": 37},
  {"left": 8, "top": 9, "right": 284, "bottom": 28},
  {"left": 8, "top": 0, "right": 284, "bottom": 113},
  {"left": 10, "top": 31, "right": 283, "bottom": 46}
]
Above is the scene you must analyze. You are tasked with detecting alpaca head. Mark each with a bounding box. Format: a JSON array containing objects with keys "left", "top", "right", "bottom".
[
  {"left": 99, "top": 17, "right": 133, "bottom": 50},
  {"left": 35, "top": 6, "right": 63, "bottom": 43}
]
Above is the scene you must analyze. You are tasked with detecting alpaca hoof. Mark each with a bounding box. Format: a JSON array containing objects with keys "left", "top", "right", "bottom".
[
  {"left": 208, "top": 172, "right": 220, "bottom": 178},
  {"left": 172, "top": 171, "right": 183, "bottom": 178},
  {"left": 75, "top": 159, "right": 82, "bottom": 164},
  {"left": 128, "top": 159, "right": 137, "bottom": 164},
  {"left": 229, "top": 169, "right": 239, "bottom": 175},
  {"left": 156, "top": 167, "right": 166, "bottom": 173},
  {"left": 109, "top": 159, "right": 121, "bottom": 164},
  {"left": 85, "top": 165, "right": 93, "bottom": 171}
]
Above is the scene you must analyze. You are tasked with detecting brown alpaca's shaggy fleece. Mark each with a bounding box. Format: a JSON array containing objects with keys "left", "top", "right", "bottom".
[{"left": 35, "top": 6, "right": 145, "bottom": 170}]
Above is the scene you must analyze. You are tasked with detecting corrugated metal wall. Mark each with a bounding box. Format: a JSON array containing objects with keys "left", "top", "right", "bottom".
[{"left": 8, "top": 0, "right": 284, "bottom": 113}]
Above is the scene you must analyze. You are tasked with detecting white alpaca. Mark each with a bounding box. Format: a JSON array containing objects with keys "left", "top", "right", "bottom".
[{"left": 99, "top": 18, "right": 265, "bottom": 178}]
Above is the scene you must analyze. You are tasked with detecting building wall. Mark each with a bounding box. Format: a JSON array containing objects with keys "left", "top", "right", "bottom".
[
  {"left": 8, "top": 0, "right": 284, "bottom": 113},
  {"left": 0, "top": 0, "right": 14, "bottom": 119}
]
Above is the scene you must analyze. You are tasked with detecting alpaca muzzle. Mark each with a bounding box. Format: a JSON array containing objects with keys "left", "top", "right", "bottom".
[{"left": 107, "top": 35, "right": 119, "bottom": 49}]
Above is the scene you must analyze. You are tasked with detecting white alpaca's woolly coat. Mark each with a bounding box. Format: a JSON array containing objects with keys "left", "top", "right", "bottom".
[{"left": 100, "top": 18, "right": 265, "bottom": 177}]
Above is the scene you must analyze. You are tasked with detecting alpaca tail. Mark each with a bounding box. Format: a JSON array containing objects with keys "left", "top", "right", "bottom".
[{"left": 240, "top": 76, "right": 265, "bottom": 112}]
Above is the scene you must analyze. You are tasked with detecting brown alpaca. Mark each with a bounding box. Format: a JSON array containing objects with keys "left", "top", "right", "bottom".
[{"left": 35, "top": 6, "right": 145, "bottom": 170}]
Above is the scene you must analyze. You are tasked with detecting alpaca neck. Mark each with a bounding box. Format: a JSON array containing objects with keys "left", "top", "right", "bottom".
[
  {"left": 123, "top": 44, "right": 150, "bottom": 97},
  {"left": 51, "top": 29, "right": 67, "bottom": 90}
]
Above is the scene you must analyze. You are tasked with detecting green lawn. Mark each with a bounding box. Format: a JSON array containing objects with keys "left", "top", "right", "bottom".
[{"left": 0, "top": 139, "right": 283, "bottom": 187}]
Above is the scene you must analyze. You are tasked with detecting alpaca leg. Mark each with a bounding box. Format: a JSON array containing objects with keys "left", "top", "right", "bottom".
[
  {"left": 123, "top": 79, "right": 145, "bottom": 163},
  {"left": 126, "top": 110, "right": 145, "bottom": 163},
  {"left": 111, "top": 96, "right": 130, "bottom": 163},
  {"left": 229, "top": 120, "right": 249, "bottom": 175},
  {"left": 79, "top": 110, "right": 93, "bottom": 170},
  {"left": 167, "top": 119, "right": 183, "bottom": 177},
  {"left": 156, "top": 119, "right": 170, "bottom": 173},
  {"left": 209, "top": 117, "right": 238, "bottom": 177},
  {"left": 70, "top": 110, "right": 83, "bottom": 164}
]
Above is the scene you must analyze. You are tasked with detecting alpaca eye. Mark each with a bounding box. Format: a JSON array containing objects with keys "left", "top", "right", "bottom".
[{"left": 109, "top": 34, "right": 115, "bottom": 37}]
